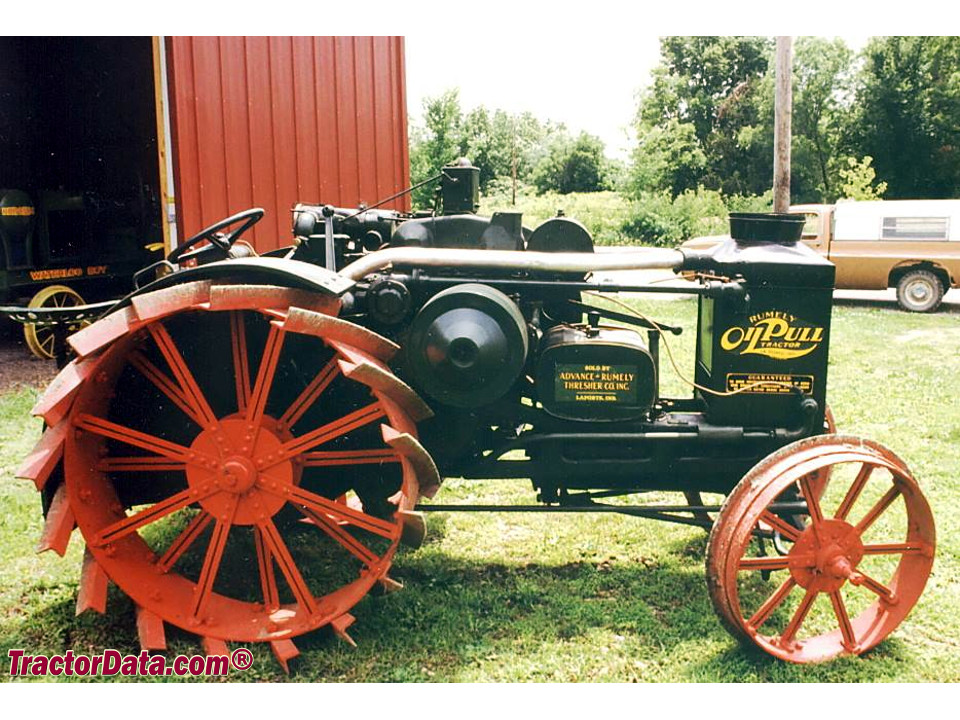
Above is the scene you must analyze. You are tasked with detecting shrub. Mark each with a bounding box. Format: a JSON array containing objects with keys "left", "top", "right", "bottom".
[{"left": 478, "top": 188, "right": 773, "bottom": 249}]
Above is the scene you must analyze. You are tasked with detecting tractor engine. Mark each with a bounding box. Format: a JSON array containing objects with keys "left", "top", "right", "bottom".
[{"left": 289, "top": 163, "right": 835, "bottom": 494}]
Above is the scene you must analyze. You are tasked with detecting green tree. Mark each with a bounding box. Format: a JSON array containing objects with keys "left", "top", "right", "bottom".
[
  {"left": 635, "top": 36, "right": 861, "bottom": 203},
  {"left": 837, "top": 155, "right": 888, "bottom": 200},
  {"left": 460, "top": 106, "right": 495, "bottom": 189},
  {"left": 846, "top": 36, "right": 960, "bottom": 198},
  {"left": 629, "top": 119, "right": 706, "bottom": 197},
  {"left": 636, "top": 36, "right": 773, "bottom": 196},
  {"left": 792, "top": 37, "right": 855, "bottom": 199},
  {"left": 740, "top": 37, "right": 855, "bottom": 202},
  {"left": 409, "top": 89, "right": 463, "bottom": 206},
  {"left": 531, "top": 131, "right": 609, "bottom": 194},
  {"left": 458, "top": 108, "right": 549, "bottom": 192}
]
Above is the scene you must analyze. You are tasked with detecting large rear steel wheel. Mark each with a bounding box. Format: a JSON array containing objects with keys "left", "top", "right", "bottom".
[
  {"left": 706, "top": 434, "right": 935, "bottom": 663},
  {"left": 20, "top": 281, "right": 437, "bottom": 667}
]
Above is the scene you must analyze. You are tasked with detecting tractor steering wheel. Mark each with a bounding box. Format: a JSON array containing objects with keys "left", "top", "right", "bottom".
[{"left": 168, "top": 207, "right": 265, "bottom": 265}]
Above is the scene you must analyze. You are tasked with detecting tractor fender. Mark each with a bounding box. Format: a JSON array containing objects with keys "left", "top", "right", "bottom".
[{"left": 109, "top": 256, "right": 355, "bottom": 317}]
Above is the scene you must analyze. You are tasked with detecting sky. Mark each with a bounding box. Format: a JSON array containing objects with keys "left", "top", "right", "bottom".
[
  {"left": 405, "top": 34, "right": 870, "bottom": 161},
  {"left": 405, "top": 34, "right": 662, "bottom": 160}
]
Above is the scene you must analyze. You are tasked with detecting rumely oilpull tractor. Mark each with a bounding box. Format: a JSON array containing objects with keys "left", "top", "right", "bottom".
[{"left": 17, "top": 162, "right": 936, "bottom": 669}]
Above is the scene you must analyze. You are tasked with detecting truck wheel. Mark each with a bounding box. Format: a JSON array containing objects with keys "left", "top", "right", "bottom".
[
  {"left": 24, "top": 284, "right": 86, "bottom": 359},
  {"left": 896, "top": 270, "right": 943, "bottom": 313}
]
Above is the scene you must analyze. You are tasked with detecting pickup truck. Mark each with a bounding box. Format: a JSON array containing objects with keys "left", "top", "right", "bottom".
[{"left": 682, "top": 200, "right": 960, "bottom": 312}]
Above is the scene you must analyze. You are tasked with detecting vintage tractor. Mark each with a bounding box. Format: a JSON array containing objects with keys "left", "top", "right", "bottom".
[{"left": 17, "top": 162, "right": 936, "bottom": 668}]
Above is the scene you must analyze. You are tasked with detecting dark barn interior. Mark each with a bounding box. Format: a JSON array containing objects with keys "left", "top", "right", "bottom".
[{"left": 0, "top": 37, "right": 161, "bottom": 289}]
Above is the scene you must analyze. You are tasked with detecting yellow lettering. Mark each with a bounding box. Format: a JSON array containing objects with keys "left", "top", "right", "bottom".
[{"left": 720, "top": 326, "right": 745, "bottom": 350}]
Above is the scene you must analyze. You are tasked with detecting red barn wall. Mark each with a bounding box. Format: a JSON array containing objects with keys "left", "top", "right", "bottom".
[{"left": 165, "top": 36, "right": 409, "bottom": 252}]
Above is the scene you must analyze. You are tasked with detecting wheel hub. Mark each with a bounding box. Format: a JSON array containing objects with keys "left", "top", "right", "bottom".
[
  {"left": 908, "top": 283, "right": 930, "bottom": 301},
  {"left": 788, "top": 518, "right": 864, "bottom": 592},
  {"left": 186, "top": 416, "right": 294, "bottom": 526},
  {"left": 222, "top": 456, "right": 258, "bottom": 492}
]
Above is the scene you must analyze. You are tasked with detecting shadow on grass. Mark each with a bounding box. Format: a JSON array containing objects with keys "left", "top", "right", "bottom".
[{"left": 3, "top": 542, "right": 924, "bottom": 682}]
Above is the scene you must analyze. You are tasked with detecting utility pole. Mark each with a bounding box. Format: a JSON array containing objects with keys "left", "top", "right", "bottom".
[
  {"left": 774, "top": 36, "right": 792, "bottom": 213},
  {"left": 511, "top": 117, "right": 518, "bottom": 206}
]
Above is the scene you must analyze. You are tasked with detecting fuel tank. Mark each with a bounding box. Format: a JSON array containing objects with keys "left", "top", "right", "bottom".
[{"left": 687, "top": 214, "right": 836, "bottom": 428}]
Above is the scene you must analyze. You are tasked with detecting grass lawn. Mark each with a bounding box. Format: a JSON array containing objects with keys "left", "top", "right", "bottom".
[{"left": 1, "top": 296, "right": 958, "bottom": 682}]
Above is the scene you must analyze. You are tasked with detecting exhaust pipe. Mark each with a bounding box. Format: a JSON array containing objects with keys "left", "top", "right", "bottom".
[{"left": 340, "top": 247, "right": 685, "bottom": 282}]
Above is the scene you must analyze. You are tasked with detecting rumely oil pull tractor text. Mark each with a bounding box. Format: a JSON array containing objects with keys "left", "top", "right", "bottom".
[{"left": 17, "top": 162, "right": 936, "bottom": 668}]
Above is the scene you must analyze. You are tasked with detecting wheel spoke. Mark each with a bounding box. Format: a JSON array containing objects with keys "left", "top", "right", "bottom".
[
  {"left": 862, "top": 542, "right": 930, "bottom": 556},
  {"left": 156, "top": 511, "right": 213, "bottom": 572},
  {"left": 94, "top": 487, "right": 211, "bottom": 546},
  {"left": 253, "top": 526, "right": 280, "bottom": 611},
  {"left": 739, "top": 555, "right": 812, "bottom": 571},
  {"left": 798, "top": 473, "right": 824, "bottom": 526},
  {"left": 829, "top": 590, "right": 858, "bottom": 650},
  {"left": 76, "top": 414, "right": 202, "bottom": 465},
  {"left": 854, "top": 485, "right": 901, "bottom": 535},
  {"left": 267, "top": 402, "right": 386, "bottom": 468},
  {"left": 779, "top": 586, "right": 818, "bottom": 646},
  {"left": 230, "top": 312, "right": 251, "bottom": 413},
  {"left": 192, "top": 501, "right": 236, "bottom": 619},
  {"left": 257, "top": 519, "right": 318, "bottom": 615},
  {"left": 835, "top": 463, "right": 873, "bottom": 521},
  {"left": 279, "top": 484, "right": 399, "bottom": 539},
  {"left": 300, "top": 506, "right": 380, "bottom": 567},
  {"left": 759, "top": 510, "right": 802, "bottom": 542},
  {"left": 278, "top": 356, "right": 341, "bottom": 428},
  {"left": 129, "top": 351, "right": 205, "bottom": 426},
  {"left": 98, "top": 456, "right": 187, "bottom": 473},
  {"left": 852, "top": 570, "right": 898, "bottom": 604},
  {"left": 147, "top": 322, "right": 219, "bottom": 428},
  {"left": 747, "top": 576, "right": 797, "bottom": 630},
  {"left": 246, "top": 323, "right": 286, "bottom": 430},
  {"left": 301, "top": 448, "right": 400, "bottom": 467},
  {"left": 40, "top": 332, "right": 56, "bottom": 354}
]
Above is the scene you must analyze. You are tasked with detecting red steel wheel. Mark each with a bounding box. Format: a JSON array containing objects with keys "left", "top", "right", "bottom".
[
  {"left": 706, "top": 434, "right": 935, "bottom": 663},
  {"left": 37, "top": 282, "right": 433, "bottom": 656}
]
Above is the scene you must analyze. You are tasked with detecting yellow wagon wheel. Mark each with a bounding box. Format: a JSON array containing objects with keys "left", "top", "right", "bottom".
[{"left": 24, "top": 285, "right": 87, "bottom": 360}]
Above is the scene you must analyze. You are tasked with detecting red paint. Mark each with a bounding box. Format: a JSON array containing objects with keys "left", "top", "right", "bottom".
[{"left": 166, "top": 37, "right": 409, "bottom": 252}]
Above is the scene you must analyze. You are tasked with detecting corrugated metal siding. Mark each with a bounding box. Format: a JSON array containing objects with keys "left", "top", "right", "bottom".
[{"left": 166, "top": 36, "right": 409, "bottom": 252}]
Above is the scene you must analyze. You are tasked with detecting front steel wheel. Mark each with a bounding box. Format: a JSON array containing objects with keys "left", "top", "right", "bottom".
[{"left": 706, "top": 434, "right": 935, "bottom": 663}]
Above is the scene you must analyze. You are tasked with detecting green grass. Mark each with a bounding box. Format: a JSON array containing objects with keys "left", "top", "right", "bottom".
[{"left": 2, "top": 298, "right": 959, "bottom": 682}]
